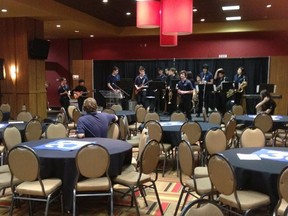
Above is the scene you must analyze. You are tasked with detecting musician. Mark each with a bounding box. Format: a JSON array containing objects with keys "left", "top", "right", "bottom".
[
  {"left": 233, "top": 66, "right": 247, "bottom": 105},
  {"left": 214, "top": 68, "right": 229, "bottom": 115},
  {"left": 157, "top": 67, "right": 167, "bottom": 82},
  {"left": 196, "top": 64, "right": 213, "bottom": 117},
  {"left": 177, "top": 70, "right": 194, "bottom": 120},
  {"left": 107, "top": 66, "right": 120, "bottom": 92},
  {"left": 166, "top": 67, "right": 179, "bottom": 114},
  {"left": 255, "top": 89, "right": 276, "bottom": 115},
  {"left": 135, "top": 66, "right": 149, "bottom": 107},
  {"left": 72, "top": 79, "right": 88, "bottom": 111},
  {"left": 57, "top": 77, "right": 70, "bottom": 113},
  {"left": 155, "top": 68, "right": 167, "bottom": 112}
]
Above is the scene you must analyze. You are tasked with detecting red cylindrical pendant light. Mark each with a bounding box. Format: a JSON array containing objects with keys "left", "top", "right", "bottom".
[
  {"left": 161, "top": 0, "right": 193, "bottom": 35},
  {"left": 137, "top": 0, "right": 160, "bottom": 28},
  {"left": 160, "top": 3, "right": 177, "bottom": 47}
]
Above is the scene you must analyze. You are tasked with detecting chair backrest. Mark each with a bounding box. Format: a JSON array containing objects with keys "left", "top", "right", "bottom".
[
  {"left": 45, "top": 122, "right": 67, "bottom": 139},
  {"left": 0, "top": 110, "right": 3, "bottom": 121},
  {"left": 24, "top": 118, "right": 42, "bottom": 141},
  {"left": 3, "top": 126, "right": 22, "bottom": 151},
  {"left": 76, "top": 144, "right": 110, "bottom": 178},
  {"left": 208, "top": 111, "right": 222, "bottom": 125},
  {"left": 8, "top": 145, "right": 39, "bottom": 182},
  {"left": 136, "top": 106, "right": 147, "bottom": 123},
  {"left": 72, "top": 107, "right": 81, "bottom": 124},
  {"left": 254, "top": 113, "right": 273, "bottom": 133},
  {"left": 111, "top": 104, "right": 123, "bottom": 112},
  {"left": 144, "top": 112, "right": 160, "bottom": 123},
  {"left": 225, "top": 118, "right": 237, "bottom": 144},
  {"left": 107, "top": 122, "right": 120, "bottom": 139},
  {"left": 60, "top": 107, "right": 69, "bottom": 124},
  {"left": 275, "top": 167, "right": 288, "bottom": 215},
  {"left": 119, "top": 116, "right": 128, "bottom": 140},
  {"left": 180, "top": 122, "right": 202, "bottom": 145},
  {"left": 139, "top": 139, "right": 160, "bottom": 175},
  {"left": 16, "top": 111, "right": 33, "bottom": 122},
  {"left": 240, "top": 127, "right": 265, "bottom": 148},
  {"left": 134, "top": 104, "right": 143, "bottom": 112},
  {"left": 144, "top": 120, "right": 162, "bottom": 143},
  {"left": 232, "top": 105, "right": 244, "bottom": 115},
  {"left": 180, "top": 199, "right": 224, "bottom": 216},
  {"left": 208, "top": 154, "right": 236, "bottom": 196},
  {"left": 102, "top": 108, "right": 116, "bottom": 115},
  {"left": 170, "top": 112, "right": 186, "bottom": 122},
  {"left": 178, "top": 140, "right": 194, "bottom": 177},
  {"left": 67, "top": 105, "right": 77, "bottom": 120},
  {"left": 138, "top": 129, "right": 148, "bottom": 160},
  {"left": 222, "top": 111, "right": 233, "bottom": 126},
  {"left": 0, "top": 103, "right": 11, "bottom": 113},
  {"left": 205, "top": 128, "right": 227, "bottom": 155},
  {"left": 56, "top": 112, "right": 65, "bottom": 124}
]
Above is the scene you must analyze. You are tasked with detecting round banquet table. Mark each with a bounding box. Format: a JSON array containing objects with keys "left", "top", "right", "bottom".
[
  {"left": 20, "top": 138, "right": 132, "bottom": 212},
  {"left": 221, "top": 147, "right": 288, "bottom": 210},
  {"left": 235, "top": 115, "right": 288, "bottom": 130},
  {"left": 116, "top": 110, "right": 136, "bottom": 124},
  {"left": 159, "top": 121, "right": 221, "bottom": 147}
]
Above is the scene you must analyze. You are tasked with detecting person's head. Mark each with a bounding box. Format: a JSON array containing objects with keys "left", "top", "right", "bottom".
[
  {"left": 186, "top": 71, "right": 193, "bottom": 80},
  {"left": 202, "top": 64, "right": 209, "bottom": 73},
  {"left": 179, "top": 70, "right": 187, "bottom": 80},
  {"left": 112, "top": 66, "right": 119, "bottom": 75},
  {"left": 260, "top": 89, "right": 271, "bottom": 100},
  {"left": 60, "top": 77, "right": 67, "bottom": 85},
  {"left": 217, "top": 68, "right": 225, "bottom": 78},
  {"left": 83, "top": 97, "right": 98, "bottom": 113},
  {"left": 78, "top": 79, "right": 85, "bottom": 86},
  {"left": 158, "top": 68, "right": 163, "bottom": 75},
  {"left": 139, "top": 66, "right": 145, "bottom": 76},
  {"left": 169, "top": 67, "right": 177, "bottom": 76},
  {"left": 237, "top": 67, "right": 244, "bottom": 75},
  {"left": 165, "top": 68, "right": 169, "bottom": 75}
]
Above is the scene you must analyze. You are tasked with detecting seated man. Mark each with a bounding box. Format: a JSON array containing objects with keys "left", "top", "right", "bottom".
[
  {"left": 255, "top": 89, "right": 276, "bottom": 115},
  {"left": 77, "top": 97, "right": 118, "bottom": 138}
]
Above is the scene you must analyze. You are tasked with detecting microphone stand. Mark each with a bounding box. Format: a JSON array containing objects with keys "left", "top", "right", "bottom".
[
  {"left": 202, "top": 82, "right": 207, "bottom": 122},
  {"left": 112, "top": 83, "right": 130, "bottom": 97}
]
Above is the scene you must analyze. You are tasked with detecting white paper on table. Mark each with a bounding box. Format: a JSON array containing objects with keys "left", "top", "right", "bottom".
[{"left": 237, "top": 153, "right": 261, "bottom": 160}]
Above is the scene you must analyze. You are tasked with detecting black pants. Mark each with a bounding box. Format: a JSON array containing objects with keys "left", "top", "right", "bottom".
[
  {"left": 60, "top": 97, "right": 70, "bottom": 113},
  {"left": 137, "top": 91, "right": 147, "bottom": 108},
  {"left": 179, "top": 96, "right": 192, "bottom": 120}
]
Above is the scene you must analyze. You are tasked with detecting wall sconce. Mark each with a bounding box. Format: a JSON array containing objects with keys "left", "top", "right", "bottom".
[
  {"left": 72, "top": 74, "right": 79, "bottom": 80},
  {"left": 10, "top": 64, "right": 17, "bottom": 82}
]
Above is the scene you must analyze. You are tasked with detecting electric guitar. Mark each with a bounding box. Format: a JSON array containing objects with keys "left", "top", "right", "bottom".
[{"left": 134, "top": 80, "right": 152, "bottom": 95}]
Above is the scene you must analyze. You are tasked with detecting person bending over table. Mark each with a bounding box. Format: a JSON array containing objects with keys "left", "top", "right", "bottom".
[
  {"left": 76, "top": 97, "right": 118, "bottom": 138},
  {"left": 255, "top": 89, "right": 276, "bottom": 115}
]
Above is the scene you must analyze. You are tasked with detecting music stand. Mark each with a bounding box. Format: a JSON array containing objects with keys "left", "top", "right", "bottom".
[
  {"left": 147, "top": 81, "right": 166, "bottom": 112},
  {"left": 256, "top": 83, "right": 276, "bottom": 93},
  {"left": 196, "top": 84, "right": 216, "bottom": 121},
  {"left": 221, "top": 82, "right": 234, "bottom": 93},
  {"left": 170, "top": 79, "right": 180, "bottom": 90}
]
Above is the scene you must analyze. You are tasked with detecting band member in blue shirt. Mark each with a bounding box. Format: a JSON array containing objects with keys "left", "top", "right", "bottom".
[{"left": 134, "top": 66, "right": 149, "bottom": 107}]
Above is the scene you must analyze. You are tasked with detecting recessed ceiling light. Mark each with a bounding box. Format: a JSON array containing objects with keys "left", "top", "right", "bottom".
[
  {"left": 75, "top": 30, "right": 79, "bottom": 33},
  {"left": 193, "top": 8, "right": 197, "bottom": 12},
  {"left": 222, "top": 5, "right": 240, "bottom": 11},
  {"left": 226, "top": 16, "right": 241, "bottom": 21},
  {"left": 266, "top": 4, "right": 272, "bottom": 8},
  {"left": 1, "top": 9, "right": 7, "bottom": 13},
  {"left": 56, "top": 24, "right": 61, "bottom": 28},
  {"left": 126, "top": 12, "right": 131, "bottom": 16},
  {"left": 90, "top": 35, "right": 94, "bottom": 38},
  {"left": 200, "top": 18, "right": 205, "bottom": 22},
  {"left": 103, "top": 0, "right": 108, "bottom": 3}
]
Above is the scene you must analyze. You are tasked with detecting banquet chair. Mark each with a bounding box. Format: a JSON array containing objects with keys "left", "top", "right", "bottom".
[
  {"left": 68, "top": 107, "right": 81, "bottom": 132},
  {"left": 119, "top": 116, "right": 139, "bottom": 148},
  {"left": 8, "top": 145, "right": 63, "bottom": 216},
  {"left": 174, "top": 140, "right": 213, "bottom": 216},
  {"left": 24, "top": 118, "right": 42, "bottom": 141},
  {"left": 107, "top": 122, "right": 120, "bottom": 139},
  {"left": 113, "top": 140, "right": 163, "bottom": 216},
  {"left": 144, "top": 120, "right": 172, "bottom": 177},
  {"left": 111, "top": 104, "right": 123, "bottom": 112},
  {"left": 179, "top": 122, "right": 206, "bottom": 177},
  {"left": 59, "top": 107, "right": 69, "bottom": 124},
  {"left": 232, "top": 104, "right": 244, "bottom": 115},
  {"left": 208, "top": 111, "right": 222, "bottom": 125},
  {"left": 0, "top": 103, "right": 11, "bottom": 121},
  {"left": 16, "top": 110, "right": 33, "bottom": 122},
  {"left": 144, "top": 111, "right": 160, "bottom": 123},
  {"left": 274, "top": 125, "right": 288, "bottom": 147},
  {"left": 3, "top": 126, "right": 22, "bottom": 151},
  {"left": 222, "top": 111, "right": 233, "bottom": 128},
  {"left": 180, "top": 199, "right": 224, "bottom": 216},
  {"left": 208, "top": 153, "right": 270, "bottom": 216},
  {"left": 274, "top": 166, "right": 288, "bottom": 216},
  {"left": 102, "top": 108, "right": 116, "bottom": 115},
  {"left": 170, "top": 111, "right": 186, "bottom": 122},
  {"left": 204, "top": 128, "right": 227, "bottom": 163},
  {"left": 240, "top": 127, "right": 265, "bottom": 148},
  {"left": 225, "top": 118, "right": 237, "bottom": 148},
  {"left": 128, "top": 106, "right": 146, "bottom": 135},
  {"left": 45, "top": 122, "right": 67, "bottom": 139},
  {"left": 67, "top": 105, "right": 77, "bottom": 120},
  {"left": 253, "top": 113, "right": 274, "bottom": 145},
  {"left": 73, "top": 144, "right": 113, "bottom": 216}
]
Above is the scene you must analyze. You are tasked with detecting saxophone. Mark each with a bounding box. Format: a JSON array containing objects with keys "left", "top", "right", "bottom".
[
  {"left": 168, "top": 89, "right": 173, "bottom": 104},
  {"left": 226, "top": 81, "right": 247, "bottom": 98}
]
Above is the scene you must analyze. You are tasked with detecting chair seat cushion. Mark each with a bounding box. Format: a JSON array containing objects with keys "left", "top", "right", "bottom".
[
  {"left": 16, "top": 178, "right": 62, "bottom": 196},
  {"left": 76, "top": 177, "right": 110, "bottom": 191},
  {"left": 113, "top": 171, "right": 150, "bottom": 186},
  {"left": 219, "top": 190, "right": 270, "bottom": 210},
  {"left": 185, "top": 177, "right": 212, "bottom": 195},
  {"left": 161, "top": 143, "right": 172, "bottom": 152},
  {"left": 277, "top": 198, "right": 288, "bottom": 216},
  {"left": 194, "top": 166, "right": 208, "bottom": 178},
  {"left": 127, "top": 139, "right": 139, "bottom": 147},
  {"left": 0, "top": 165, "right": 10, "bottom": 174}
]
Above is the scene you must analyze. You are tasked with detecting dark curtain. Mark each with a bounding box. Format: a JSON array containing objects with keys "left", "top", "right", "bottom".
[{"left": 93, "top": 57, "right": 269, "bottom": 113}]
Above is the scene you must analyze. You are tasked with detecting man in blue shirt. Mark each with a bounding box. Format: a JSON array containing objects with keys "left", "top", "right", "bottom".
[
  {"left": 134, "top": 66, "right": 149, "bottom": 107},
  {"left": 107, "top": 66, "right": 120, "bottom": 92},
  {"left": 77, "top": 97, "right": 118, "bottom": 138}
]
